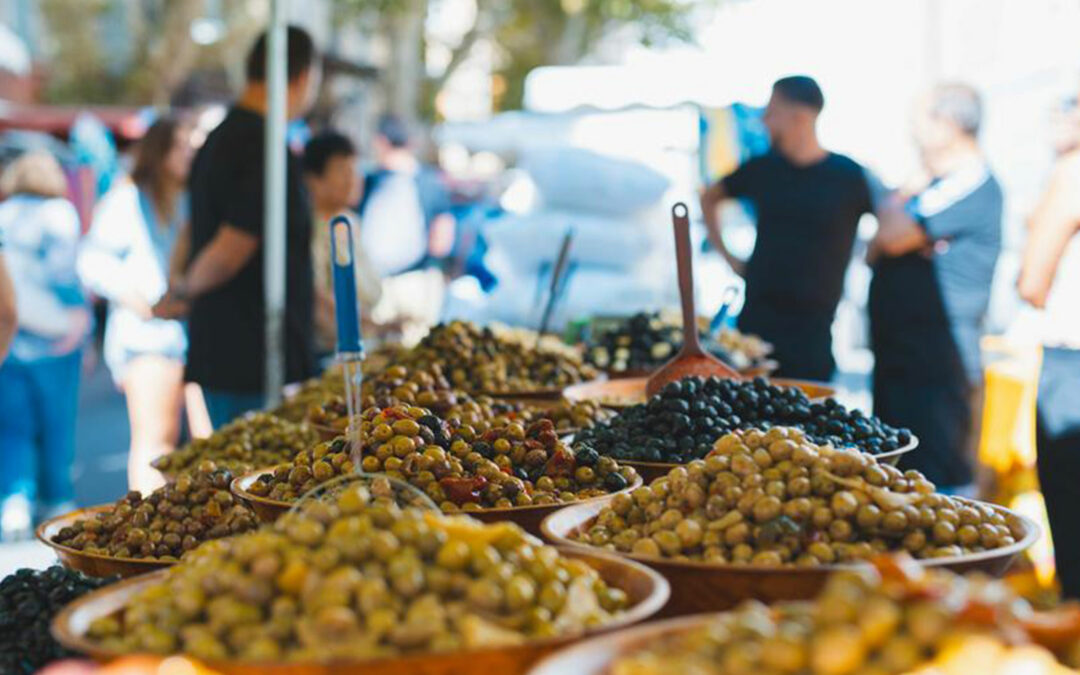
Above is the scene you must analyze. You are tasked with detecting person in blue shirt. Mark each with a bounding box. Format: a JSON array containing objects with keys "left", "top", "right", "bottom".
[
  {"left": 79, "top": 116, "right": 200, "bottom": 493},
  {"left": 868, "top": 83, "right": 1003, "bottom": 493},
  {"left": 0, "top": 151, "right": 90, "bottom": 538}
]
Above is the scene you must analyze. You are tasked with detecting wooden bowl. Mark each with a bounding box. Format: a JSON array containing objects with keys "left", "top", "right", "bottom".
[
  {"left": 607, "top": 358, "right": 779, "bottom": 381},
  {"left": 529, "top": 613, "right": 712, "bottom": 675},
  {"left": 52, "top": 547, "right": 670, "bottom": 675},
  {"left": 232, "top": 469, "right": 644, "bottom": 539},
  {"left": 562, "top": 376, "right": 836, "bottom": 410},
  {"left": 308, "top": 423, "right": 345, "bottom": 442},
  {"left": 541, "top": 496, "right": 1040, "bottom": 618},
  {"left": 618, "top": 435, "right": 920, "bottom": 484},
  {"left": 35, "top": 506, "right": 175, "bottom": 579}
]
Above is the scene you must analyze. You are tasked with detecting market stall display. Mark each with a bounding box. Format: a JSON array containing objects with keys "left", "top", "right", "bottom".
[
  {"left": 55, "top": 483, "right": 669, "bottom": 672},
  {"left": 529, "top": 555, "right": 1080, "bottom": 675},
  {"left": 39, "top": 465, "right": 259, "bottom": 577},
  {"left": 562, "top": 375, "right": 836, "bottom": 411},
  {"left": 400, "top": 320, "right": 599, "bottom": 396},
  {"left": 0, "top": 566, "right": 116, "bottom": 675},
  {"left": 542, "top": 427, "right": 1037, "bottom": 615},
  {"left": 152, "top": 413, "right": 319, "bottom": 477},
  {"left": 235, "top": 410, "right": 640, "bottom": 534},
  {"left": 573, "top": 377, "right": 911, "bottom": 470},
  {"left": 585, "top": 311, "right": 773, "bottom": 376}
]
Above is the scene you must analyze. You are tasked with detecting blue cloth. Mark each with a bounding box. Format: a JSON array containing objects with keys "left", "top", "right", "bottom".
[
  {"left": 0, "top": 350, "right": 81, "bottom": 506},
  {"left": 203, "top": 389, "right": 267, "bottom": 430},
  {"left": 0, "top": 195, "right": 88, "bottom": 361}
]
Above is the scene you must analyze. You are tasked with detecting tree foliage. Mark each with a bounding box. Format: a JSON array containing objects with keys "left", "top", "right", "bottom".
[{"left": 335, "top": 0, "right": 702, "bottom": 116}]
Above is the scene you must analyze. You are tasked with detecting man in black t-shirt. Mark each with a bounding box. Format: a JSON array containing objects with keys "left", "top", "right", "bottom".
[
  {"left": 154, "top": 27, "right": 320, "bottom": 429},
  {"left": 701, "top": 76, "right": 877, "bottom": 381}
]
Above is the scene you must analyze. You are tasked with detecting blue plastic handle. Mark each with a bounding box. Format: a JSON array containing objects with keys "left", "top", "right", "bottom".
[
  {"left": 329, "top": 214, "right": 362, "bottom": 354},
  {"left": 709, "top": 286, "right": 740, "bottom": 336}
]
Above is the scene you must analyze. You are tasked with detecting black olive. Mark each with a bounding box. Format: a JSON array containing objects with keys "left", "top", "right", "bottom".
[{"left": 604, "top": 472, "right": 629, "bottom": 491}]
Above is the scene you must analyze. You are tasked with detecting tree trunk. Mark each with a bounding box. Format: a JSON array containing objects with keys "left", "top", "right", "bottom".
[
  {"left": 145, "top": 0, "right": 205, "bottom": 106},
  {"left": 384, "top": 0, "right": 426, "bottom": 125}
]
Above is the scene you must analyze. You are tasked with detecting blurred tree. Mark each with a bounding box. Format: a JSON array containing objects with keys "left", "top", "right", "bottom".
[
  {"left": 39, "top": 0, "right": 255, "bottom": 107},
  {"left": 335, "top": 0, "right": 700, "bottom": 121}
]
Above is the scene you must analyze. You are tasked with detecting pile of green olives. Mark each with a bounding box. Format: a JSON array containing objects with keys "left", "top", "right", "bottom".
[
  {"left": 612, "top": 556, "right": 1076, "bottom": 675},
  {"left": 402, "top": 321, "right": 598, "bottom": 394},
  {"left": 87, "top": 484, "right": 630, "bottom": 662},
  {"left": 533, "top": 398, "right": 615, "bottom": 433},
  {"left": 154, "top": 413, "right": 319, "bottom": 477},
  {"left": 572, "top": 427, "right": 1021, "bottom": 565},
  {"left": 247, "top": 437, "right": 357, "bottom": 502},
  {"left": 52, "top": 465, "right": 258, "bottom": 560}
]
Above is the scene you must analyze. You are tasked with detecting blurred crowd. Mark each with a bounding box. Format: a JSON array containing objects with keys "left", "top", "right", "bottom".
[{"left": 0, "top": 25, "right": 1076, "bottom": 596}]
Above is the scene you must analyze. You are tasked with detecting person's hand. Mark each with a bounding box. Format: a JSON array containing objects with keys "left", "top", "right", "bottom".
[
  {"left": 52, "top": 306, "right": 91, "bottom": 355},
  {"left": 121, "top": 290, "right": 153, "bottom": 321},
  {"left": 427, "top": 213, "right": 456, "bottom": 258},
  {"left": 152, "top": 290, "right": 190, "bottom": 320}
]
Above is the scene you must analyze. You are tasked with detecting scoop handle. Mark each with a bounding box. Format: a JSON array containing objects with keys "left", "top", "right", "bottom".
[{"left": 672, "top": 202, "right": 705, "bottom": 357}]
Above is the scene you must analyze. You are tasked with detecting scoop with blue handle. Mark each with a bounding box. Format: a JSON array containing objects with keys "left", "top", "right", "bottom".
[{"left": 330, "top": 214, "right": 364, "bottom": 461}]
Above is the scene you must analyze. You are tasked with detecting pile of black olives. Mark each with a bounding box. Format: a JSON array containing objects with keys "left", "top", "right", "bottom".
[
  {"left": 574, "top": 377, "right": 911, "bottom": 464},
  {"left": 0, "top": 566, "right": 116, "bottom": 675}
]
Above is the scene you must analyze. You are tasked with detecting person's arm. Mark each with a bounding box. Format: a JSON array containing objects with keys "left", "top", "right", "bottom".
[
  {"left": 700, "top": 179, "right": 747, "bottom": 277},
  {"left": 1019, "top": 157, "right": 1080, "bottom": 308},
  {"left": 0, "top": 255, "right": 17, "bottom": 362},
  {"left": 869, "top": 191, "right": 929, "bottom": 260},
  {"left": 174, "top": 225, "right": 259, "bottom": 298},
  {"left": 169, "top": 219, "right": 191, "bottom": 285}
]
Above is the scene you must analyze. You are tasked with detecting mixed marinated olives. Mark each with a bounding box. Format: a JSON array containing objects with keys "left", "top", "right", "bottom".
[
  {"left": 52, "top": 465, "right": 259, "bottom": 561},
  {"left": 401, "top": 321, "right": 597, "bottom": 394},
  {"left": 611, "top": 555, "right": 1080, "bottom": 674},
  {"left": 574, "top": 377, "right": 910, "bottom": 463},
  {"left": 154, "top": 413, "right": 319, "bottom": 477},
  {"left": 585, "top": 312, "right": 771, "bottom": 373},
  {"left": 572, "top": 427, "right": 1021, "bottom": 565},
  {"left": 87, "top": 484, "right": 631, "bottom": 662},
  {"left": 250, "top": 406, "right": 637, "bottom": 512}
]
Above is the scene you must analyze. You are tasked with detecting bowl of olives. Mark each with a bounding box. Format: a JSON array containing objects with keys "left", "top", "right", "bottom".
[
  {"left": 529, "top": 554, "right": 1080, "bottom": 675},
  {"left": 38, "top": 466, "right": 260, "bottom": 578},
  {"left": 53, "top": 484, "right": 671, "bottom": 675},
  {"left": 541, "top": 427, "right": 1038, "bottom": 617},
  {"left": 36, "top": 506, "right": 175, "bottom": 579},
  {"left": 570, "top": 376, "right": 913, "bottom": 483}
]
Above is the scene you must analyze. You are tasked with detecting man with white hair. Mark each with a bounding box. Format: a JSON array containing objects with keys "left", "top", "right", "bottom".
[{"left": 868, "top": 83, "right": 1003, "bottom": 493}]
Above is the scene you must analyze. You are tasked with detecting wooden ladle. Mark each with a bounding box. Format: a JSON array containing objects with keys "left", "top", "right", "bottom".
[{"left": 646, "top": 202, "right": 742, "bottom": 398}]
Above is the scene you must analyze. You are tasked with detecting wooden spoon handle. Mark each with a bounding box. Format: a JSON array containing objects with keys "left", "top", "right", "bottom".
[{"left": 672, "top": 202, "right": 705, "bottom": 356}]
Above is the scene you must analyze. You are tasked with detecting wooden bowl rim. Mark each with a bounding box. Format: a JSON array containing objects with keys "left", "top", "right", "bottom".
[
  {"left": 540, "top": 495, "right": 1041, "bottom": 575},
  {"left": 232, "top": 469, "right": 645, "bottom": 518},
  {"left": 51, "top": 546, "right": 670, "bottom": 668},
  {"left": 617, "top": 434, "right": 921, "bottom": 473},
  {"left": 528, "top": 612, "right": 718, "bottom": 675},
  {"left": 562, "top": 376, "right": 836, "bottom": 409},
  {"left": 35, "top": 505, "right": 177, "bottom": 570}
]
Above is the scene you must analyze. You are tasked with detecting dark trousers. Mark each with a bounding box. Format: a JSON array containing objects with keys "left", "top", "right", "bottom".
[
  {"left": 874, "top": 371, "right": 975, "bottom": 488},
  {"left": 1035, "top": 347, "right": 1080, "bottom": 599}
]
